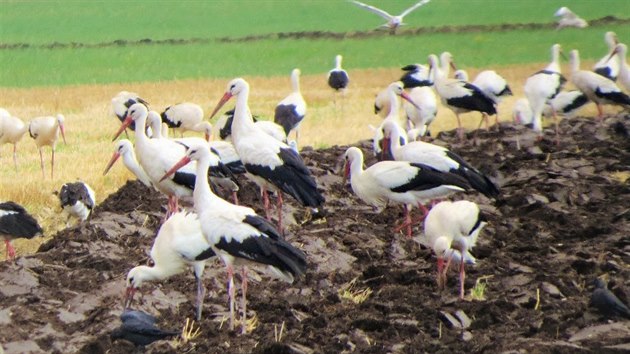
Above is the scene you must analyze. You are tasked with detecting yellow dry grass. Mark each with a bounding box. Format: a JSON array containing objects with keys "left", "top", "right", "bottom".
[{"left": 0, "top": 61, "right": 602, "bottom": 257}]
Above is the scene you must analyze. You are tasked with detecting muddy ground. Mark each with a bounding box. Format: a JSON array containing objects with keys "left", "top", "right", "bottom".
[{"left": 1, "top": 114, "right": 629, "bottom": 353}]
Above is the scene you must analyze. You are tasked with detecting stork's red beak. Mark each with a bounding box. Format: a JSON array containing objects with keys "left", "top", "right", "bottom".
[
  {"left": 103, "top": 151, "right": 121, "bottom": 175},
  {"left": 204, "top": 132, "right": 211, "bottom": 142},
  {"left": 159, "top": 156, "right": 192, "bottom": 182},
  {"left": 113, "top": 115, "right": 133, "bottom": 141},
  {"left": 59, "top": 122, "right": 67, "bottom": 145},
  {"left": 123, "top": 286, "right": 137, "bottom": 309},
  {"left": 606, "top": 46, "right": 619, "bottom": 63},
  {"left": 342, "top": 160, "right": 350, "bottom": 185},
  {"left": 209, "top": 92, "right": 233, "bottom": 120},
  {"left": 400, "top": 91, "right": 421, "bottom": 111}
]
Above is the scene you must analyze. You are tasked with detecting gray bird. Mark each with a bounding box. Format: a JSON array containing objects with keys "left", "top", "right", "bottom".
[
  {"left": 111, "top": 310, "right": 179, "bottom": 347},
  {"left": 590, "top": 278, "right": 630, "bottom": 319}
]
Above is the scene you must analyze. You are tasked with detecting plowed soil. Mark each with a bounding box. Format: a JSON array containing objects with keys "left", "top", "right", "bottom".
[{"left": 1, "top": 114, "right": 629, "bottom": 354}]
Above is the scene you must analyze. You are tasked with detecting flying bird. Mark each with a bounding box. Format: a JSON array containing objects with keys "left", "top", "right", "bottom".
[
  {"left": 554, "top": 7, "right": 588, "bottom": 30},
  {"left": 350, "top": 0, "right": 431, "bottom": 34}
]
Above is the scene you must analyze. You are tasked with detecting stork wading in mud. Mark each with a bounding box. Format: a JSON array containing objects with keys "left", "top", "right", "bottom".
[{"left": 160, "top": 140, "right": 307, "bottom": 334}]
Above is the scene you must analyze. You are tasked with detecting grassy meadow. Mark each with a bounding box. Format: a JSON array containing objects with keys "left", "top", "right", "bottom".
[{"left": 0, "top": 0, "right": 627, "bottom": 256}]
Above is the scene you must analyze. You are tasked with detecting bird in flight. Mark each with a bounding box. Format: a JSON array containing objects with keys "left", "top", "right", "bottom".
[{"left": 350, "top": 0, "right": 431, "bottom": 34}]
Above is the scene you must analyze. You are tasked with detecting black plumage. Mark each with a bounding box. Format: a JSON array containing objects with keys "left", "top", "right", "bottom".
[
  {"left": 110, "top": 310, "right": 179, "bottom": 347},
  {"left": 590, "top": 279, "right": 630, "bottom": 319},
  {"left": 593, "top": 67, "right": 615, "bottom": 81},
  {"left": 214, "top": 214, "right": 307, "bottom": 280},
  {"left": 0, "top": 201, "right": 42, "bottom": 240},
  {"left": 391, "top": 163, "right": 472, "bottom": 194},
  {"left": 594, "top": 87, "right": 630, "bottom": 106},
  {"left": 160, "top": 105, "right": 183, "bottom": 128},
  {"left": 118, "top": 97, "right": 149, "bottom": 131},
  {"left": 443, "top": 151, "right": 500, "bottom": 199},
  {"left": 400, "top": 64, "right": 433, "bottom": 89},
  {"left": 244, "top": 148, "right": 325, "bottom": 208},
  {"left": 58, "top": 182, "right": 95, "bottom": 221},
  {"left": 446, "top": 83, "right": 497, "bottom": 115},
  {"left": 328, "top": 71, "right": 349, "bottom": 91},
  {"left": 274, "top": 104, "right": 303, "bottom": 136}
]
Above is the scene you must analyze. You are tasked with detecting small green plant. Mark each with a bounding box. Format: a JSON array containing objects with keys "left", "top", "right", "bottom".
[{"left": 470, "top": 275, "right": 493, "bottom": 301}]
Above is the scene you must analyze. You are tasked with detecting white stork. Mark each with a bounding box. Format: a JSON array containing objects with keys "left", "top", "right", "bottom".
[
  {"left": 124, "top": 211, "right": 217, "bottom": 321},
  {"left": 274, "top": 68, "right": 307, "bottom": 146},
  {"left": 161, "top": 102, "right": 212, "bottom": 141},
  {"left": 103, "top": 139, "right": 153, "bottom": 188},
  {"left": 160, "top": 140, "right": 307, "bottom": 334},
  {"left": 554, "top": 7, "right": 588, "bottom": 30},
  {"left": 111, "top": 91, "right": 149, "bottom": 132},
  {"left": 112, "top": 103, "right": 196, "bottom": 216},
  {"left": 420, "top": 200, "right": 487, "bottom": 299},
  {"left": 399, "top": 64, "right": 437, "bottom": 139},
  {"left": 350, "top": 0, "right": 431, "bottom": 34},
  {"left": 146, "top": 110, "right": 241, "bottom": 204},
  {"left": 209, "top": 78, "right": 325, "bottom": 233},
  {"left": 523, "top": 43, "right": 566, "bottom": 140},
  {"left": 29, "top": 114, "right": 67, "bottom": 178},
  {"left": 214, "top": 109, "right": 287, "bottom": 143},
  {"left": 0, "top": 109, "right": 28, "bottom": 170},
  {"left": 607, "top": 43, "right": 630, "bottom": 92},
  {"left": 343, "top": 147, "right": 471, "bottom": 238},
  {"left": 381, "top": 121, "right": 500, "bottom": 199},
  {"left": 593, "top": 31, "right": 619, "bottom": 81},
  {"left": 429, "top": 53, "right": 496, "bottom": 140},
  {"left": 328, "top": 54, "right": 349, "bottom": 92},
  {"left": 0, "top": 201, "right": 42, "bottom": 261},
  {"left": 373, "top": 82, "right": 419, "bottom": 160},
  {"left": 454, "top": 69, "right": 513, "bottom": 127},
  {"left": 58, "top": 181, "right": 95, "bottom": 225},
  {"left": 569, "top": 49, "right": 630, "bottom": 121}
]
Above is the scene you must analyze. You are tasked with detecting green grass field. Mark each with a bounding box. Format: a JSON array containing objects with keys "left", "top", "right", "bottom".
[{"left": 1, "top": 0, "right": 628, "bottom": 87}]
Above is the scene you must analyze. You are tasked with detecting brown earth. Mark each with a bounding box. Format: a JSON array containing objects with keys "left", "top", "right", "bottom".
[{"left": 1, "top": 114, "right": 629, "bottom": 353}]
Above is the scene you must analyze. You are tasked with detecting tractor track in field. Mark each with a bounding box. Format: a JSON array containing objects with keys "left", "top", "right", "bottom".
[{"left": 1, "top": 16, "right": 628, "bottom": 50}]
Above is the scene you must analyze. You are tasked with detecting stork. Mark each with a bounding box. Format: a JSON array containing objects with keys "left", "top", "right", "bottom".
[
  {"left": 112, "top": 103, "right": 197, "bottom": 217},
  {"left": 0, "top": 109, "right": 28, "bottom": 170},
  {"left": 607, "top": 43, "right": 630, "bottom": 92},
  {"left": 214, "top": 109, "right": 286, "bottom": 143},
  {"left": 111, "top": 91, "right": 149, "bottom": 132},
  {"left": 420, "top": 200, "right": 487, "bottom": 299},
  {"left": 381, "top": 121, "right": 500, "bottom": 200},
  {"left": 523, "top": 44, "right": 566, "bottom": 140},
  {"left": 554, "top": 7, "right": 588, "bottom": 30},
  {"left": 343, "top": 147, "right": 471, "bottom": 238},
  {"left": 454, "top": 69, "right": 512, "bottom": 127},
  {"left": 569, "top": 49, "right": 630, "bottom": 121},
  {"left": 373, "top": 82, "right": 419, "bottom": 160},
  {"left": 103, "top": 139, "right": 153, "bottom": 188},
  {"left": 209, "top": 78, "right": 325, "bottom": 233},
  {"left": 593, "top": 31, "right": 619, "bottom": 81},
  {"left": 350, "top": 0, "right": 431, "bottom": 35},
  {"left": 0, "top": 201, "right": 42, "bottom": 261},
  {"left": 57, "top": 181, "right": 96, "bottom": 225},
  {"left": 160, "top": 141, "right": 307, "bottom": 334},
  {"left": 429, "top": 53, "right": 496, "bottom": 140},
  {"left": 124, "top": 211, "right": 216, "bottom": 321},
  {"left": 274, "top": 68, "right": 307, "bottom": 146},
  {"left": 29, "top": 114, "right": 67, "bottom": 178},
  {"left": 327, "top": 54, "right": 349, "bottom": 93},
  {"left": 161, "top": 102, "right": 212, "bottom": 141}
]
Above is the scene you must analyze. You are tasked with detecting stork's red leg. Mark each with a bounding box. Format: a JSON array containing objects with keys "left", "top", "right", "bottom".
[
  {"left": 5, "top": 240, "right": 16, "bottom": 262},
  {"left": 459, "top": 253, "right": 466, "bottom": 300},
  {"left": 276, "top": 192, "right": 284, "bottom": 234},
  {"left": 261, "top": 189, "right": 271, "bottom": 221},
  {"left": 226, "top": 265, "right": 235, "bottom": 331},
  {"left": 241, "top": 267, "right": 248, "bottom": 334},
  {"left": 232, "top": 191, "right": 239, "bottom": 206},
  {"left": 38, "top": 148, "right": 45, "bottom": 178}
]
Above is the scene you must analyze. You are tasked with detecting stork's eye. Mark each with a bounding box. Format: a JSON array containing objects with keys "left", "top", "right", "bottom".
[{"left": 230, "top": 84, "right": 236, "bottom": 91}]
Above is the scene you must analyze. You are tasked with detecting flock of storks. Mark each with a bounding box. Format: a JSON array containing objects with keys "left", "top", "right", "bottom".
[{"left": 1, "top": 27, "right": 630, "bottom": 346}]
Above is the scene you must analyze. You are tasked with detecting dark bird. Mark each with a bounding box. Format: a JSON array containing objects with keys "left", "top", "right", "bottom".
[
  {"left": 0, "top": 201, "right": 42, "bottom": 261},
  {"left": 328, "top": 54, "right": 350, "bottom": 92},
  {"left": 111, "top": 91, "right": 149, "bottom": 132},
  {"left": 111, "top": 310, "right": 179, "bottom": 347},
  {"left": 58, "top": 181, "right": 96, "bottom": 225},
  {"left": 590, "top": 278, "right": 630, "bottom": 319}
]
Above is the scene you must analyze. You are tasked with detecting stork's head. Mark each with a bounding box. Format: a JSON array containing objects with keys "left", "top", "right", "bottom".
[
  {"left": 104, "top": 139, "right": 132, "bottom": 175},
  {"left": 209, "top": 78, "right": 248, "bottom": 120},
  {"left": 113, "top": 103, "right": 147, "bottom": 141},
  {"left": 124, "top": 266, "right": 150, "bottom": 309}
]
